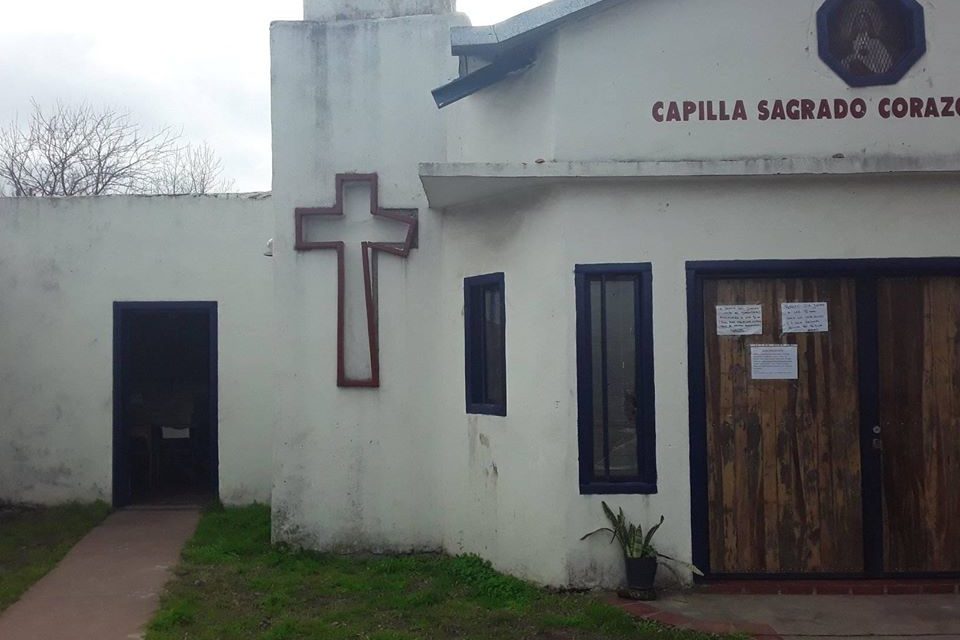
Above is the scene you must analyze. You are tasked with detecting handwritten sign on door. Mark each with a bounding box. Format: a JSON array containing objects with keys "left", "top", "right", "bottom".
[
  {"left": 716, "top": 305, "right": 763, "bottom": 336},
  {"left": 781, "top": 302, "right": 829, "bottom": 334}
]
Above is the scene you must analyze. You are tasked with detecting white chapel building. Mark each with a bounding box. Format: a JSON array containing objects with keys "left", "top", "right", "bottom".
[{"left": 2, "top": 0, "right": 960, "bottom": 587}]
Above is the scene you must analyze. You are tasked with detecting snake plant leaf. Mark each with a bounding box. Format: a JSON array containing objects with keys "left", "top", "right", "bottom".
[
  {"left": 580, "top": 527, "right": 616, "bottom": 543},
  {"left": 601, "top": 501, "right": 618, "bottom": 528},
  {"left": 643, "top": 515, "right": 665, "bottom": 549},
  {"left": 657, "top": 552, "right": 706, "bottom": 576}
]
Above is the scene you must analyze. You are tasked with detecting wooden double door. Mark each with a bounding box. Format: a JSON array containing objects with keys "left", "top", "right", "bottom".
[{"left": 696, "top": 268, "right": 960, "bottom": 577}]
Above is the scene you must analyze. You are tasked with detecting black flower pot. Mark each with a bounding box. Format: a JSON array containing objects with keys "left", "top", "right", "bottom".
[{"left": 625, "top": 556, "right": 658, "bottom": 590}]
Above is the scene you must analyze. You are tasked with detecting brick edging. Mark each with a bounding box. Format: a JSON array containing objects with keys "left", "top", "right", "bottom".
[{"left": 606, "top": 595, "right": 783, "bottom": 639}]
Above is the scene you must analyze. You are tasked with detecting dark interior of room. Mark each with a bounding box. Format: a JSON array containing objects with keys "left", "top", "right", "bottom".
[{"left": 121, "top": 309, "right": 213, "bottom": 504}]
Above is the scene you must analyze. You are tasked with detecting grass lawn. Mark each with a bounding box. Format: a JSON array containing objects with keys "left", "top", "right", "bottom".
[
  {"left": 0, "top": 502, "right": 111, "bottom": 612},
  {"left": 149, "top": 506, "right": 734, "bottom": 640}
]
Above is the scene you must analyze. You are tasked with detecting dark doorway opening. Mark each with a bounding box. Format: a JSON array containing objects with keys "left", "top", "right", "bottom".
[{"left": 113, "top": 302, "right": 218, "bottom": 508}]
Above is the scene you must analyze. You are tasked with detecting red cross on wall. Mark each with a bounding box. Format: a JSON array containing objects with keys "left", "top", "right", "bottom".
[{"left": 295, "top": 173, "right": 418, "bottom": 388}]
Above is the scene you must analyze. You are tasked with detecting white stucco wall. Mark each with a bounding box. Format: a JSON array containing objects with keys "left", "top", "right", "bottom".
[
  {"left": 305, "top": 0, "right": 455, "bottom": 22},
  {"left": 436, "top": 174, "right": 960, "bottom": 587},
  {"left": 427, "top": 0, "right": 960, "bottom": 586},
  {"left": 0, "top": 194, "right": 275, "bottom": 505},
  {"left": 448, "top": 0, "right": 960, "bottom": 165},
  {"left": 264, "top": 0, "right": 960, "bottom": 589},
  {"left": 268, "top": 9, "right": 468, "bottom": 549}
]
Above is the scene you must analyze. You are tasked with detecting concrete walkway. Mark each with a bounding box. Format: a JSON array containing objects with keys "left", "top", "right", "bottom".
[
  {"left": 615, "top": 591, "right": 960, "bottom": 639},
  {"left": 0, "top": 507, "right": 200, "bottom": 640}
]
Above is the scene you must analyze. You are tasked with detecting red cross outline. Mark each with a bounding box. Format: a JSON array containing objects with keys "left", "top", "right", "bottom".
[{"left": 295, "top": 173, "right": 418, "bottom": 388}]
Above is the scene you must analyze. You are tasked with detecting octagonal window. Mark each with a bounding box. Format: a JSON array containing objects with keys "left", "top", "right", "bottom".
[{"left": 817, "top": 0, "right": 926, "bottom": 87}]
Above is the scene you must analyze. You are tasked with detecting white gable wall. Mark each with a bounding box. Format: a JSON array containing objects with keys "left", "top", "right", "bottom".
[
  {"left": 426, "top": 0, "right": 960, "bottom": 586},
  {"left": 0, "top": 195, "right": 275, "bottom": 505},
  {"left": 448, "top": 0, "right": 960, "bottom": 165}
]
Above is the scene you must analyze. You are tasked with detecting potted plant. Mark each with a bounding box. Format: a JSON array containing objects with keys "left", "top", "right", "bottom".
[{"left": 581, "top": 502, "right": 701, "bottom": 598}]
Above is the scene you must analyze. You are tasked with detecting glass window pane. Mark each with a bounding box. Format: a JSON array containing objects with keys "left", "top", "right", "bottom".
[
  {"left": 604, "top": 277, "right": 639, "bottom": 478},
  {"left": 483, "top": 285, "right": 506, "bottom": 406},
  {"left": 468, "top": 287, "right": 484, "bottom": 404},
  {"left": 577, "top": 266, "right": 656, "bottom": 492},
  {"left": 590, "top": 279, "right": 606, "bottom": 477}
]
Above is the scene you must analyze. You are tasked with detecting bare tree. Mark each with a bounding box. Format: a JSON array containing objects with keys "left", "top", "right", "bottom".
[
  {"left": 149, "top": 142, "right": 235, "bottom": 195},
  {"left": 0, "top": 101, "right": 234, "bottom": 197}
]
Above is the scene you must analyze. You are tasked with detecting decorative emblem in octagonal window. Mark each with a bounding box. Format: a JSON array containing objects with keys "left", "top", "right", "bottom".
[{"left": 817, "top": 0, "right": 926, "bottom": 87}]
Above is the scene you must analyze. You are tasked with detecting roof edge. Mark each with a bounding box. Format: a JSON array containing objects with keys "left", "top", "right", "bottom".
[
  {"left": 450, "top": 0, "right": 631, "bottom": 57},
  {"left": 419, "top": 158, "right": 960, "bottom": 208},
  {"left": 432, "top": 47, "right": 537, "bottom": 108},
  {"left": 434, "top": 0, "right": 633, "bottom": 108}
]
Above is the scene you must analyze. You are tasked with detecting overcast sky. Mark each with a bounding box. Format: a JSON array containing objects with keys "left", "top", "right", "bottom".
[{"left": 0, "top": 1, "right": 550, "bottom": 192}]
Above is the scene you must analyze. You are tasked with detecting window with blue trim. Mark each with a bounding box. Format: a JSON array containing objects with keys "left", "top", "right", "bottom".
[
  {"left": 575, "top": 264, "right": 656, "bottom": 494},
  {"left": 465, "top": 273, "right": 506, "bottom": 416}
]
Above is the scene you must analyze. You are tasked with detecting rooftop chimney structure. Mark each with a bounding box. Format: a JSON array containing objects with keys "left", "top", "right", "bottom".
[{"left": 304, "top": 0, "right": 456, "bottom": 21}]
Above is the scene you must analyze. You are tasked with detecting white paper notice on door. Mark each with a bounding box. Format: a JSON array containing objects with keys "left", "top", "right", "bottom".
[
  {"left": 716, "top": 305, "right": 763, "bottom": 336},
  {"left": 781, "top": 302, "right": 829, "bottom": 333},
  {"left": 751, "top": 344, "right": 799, "bottom": 380}
]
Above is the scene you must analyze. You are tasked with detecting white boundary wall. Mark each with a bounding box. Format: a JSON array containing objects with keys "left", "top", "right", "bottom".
[{"left": 0, "top": 194, "right": 275, "bottom": 505}]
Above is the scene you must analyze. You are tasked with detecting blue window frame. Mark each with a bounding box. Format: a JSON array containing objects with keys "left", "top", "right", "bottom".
[
  {"left": 575, "top": 264, "right": 657, "bottom": 495},
  {"left": 465, "top": 273, "right": 507, "bottom": 416}
]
